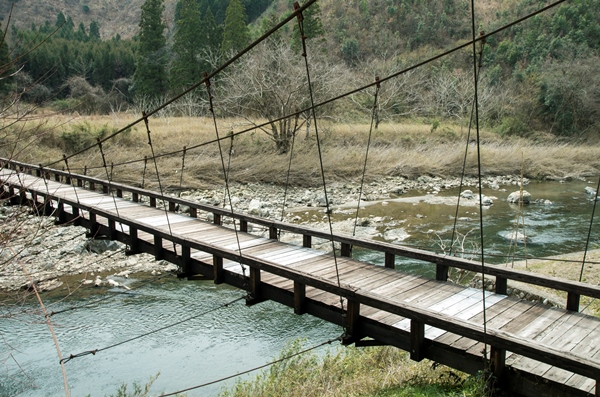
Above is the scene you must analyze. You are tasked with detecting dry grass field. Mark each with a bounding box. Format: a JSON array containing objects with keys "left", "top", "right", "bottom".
[{"left": 2, "top": 113, "right": 599, "bottom": 191}]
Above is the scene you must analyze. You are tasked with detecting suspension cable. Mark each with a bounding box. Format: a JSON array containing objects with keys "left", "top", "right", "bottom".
[
  {"left": 353, "top": 77, "right": 380, "bottom": 237},
  {"left": 469, "top": 1, "right": 489, "bottom": 366},
  {"left": 295, "top": 2, "right": 346, "bottom": 332},
  {"left": 580, "top": 176, "right": 600, "bottom": 282},
  {"left": 156, "top": 336, "right": 341, "bottom": 397},
  {"left": 280, "top": 111, "right": 301, "bottom": 226},
  {"left": 142, "top": 112, "right": 177, "bottom": 255},
  {"left": 204, "top": 74, "right": 247, "bottom": 283},
  {"left": 96, "top": 139, "right": 127, "bottom": 246},
  {"left": 60, "top": 296, "right": 246, "bottom": 364},
  {"left": 178, "top": 146, "right": 186, "bottom": 197}
]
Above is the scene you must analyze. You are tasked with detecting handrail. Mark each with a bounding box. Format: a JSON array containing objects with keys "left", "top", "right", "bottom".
[{"left": 2, "top": 157, "right": 599, "bottom": 309}]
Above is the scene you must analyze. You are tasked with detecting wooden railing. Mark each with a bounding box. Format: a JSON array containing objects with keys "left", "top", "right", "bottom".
[{"left": 2, "top": 158, "right": 599, "bottom": 312}]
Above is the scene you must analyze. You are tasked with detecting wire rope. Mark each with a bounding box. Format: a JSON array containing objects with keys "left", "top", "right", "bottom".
[
  {"left": 580, "top": 176, "right": 600, "bottom": 282},
  {"left": 155, "top": 336, "right": 341, "bottom": 397},
  {"left": 469, "top": 2, "right": 489, "bottom": 366},
  {"left": 352, "top": 77, "right": 380, "bottom": 237},
  {"left": 295, "top": 2, "right": 346, "bottom": 332},
  {"left": 59, "top": 296, "right": 245, "bottom": 364}
]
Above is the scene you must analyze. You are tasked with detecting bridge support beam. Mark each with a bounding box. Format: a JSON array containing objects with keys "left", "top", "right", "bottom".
[
  {"left": 410, "top": 319, "right": 426, "bottom": 361},
  {"left": 246, "top": 267, "right": 263, "bottom": 306},
  {"left": 341, "top": 243, "right": 352, "bottom": 258},
  {"left": 342, "top": 300, "right": 360, "bottom": 345},
  {"left": 213, "top": 255, "right": 223, "bottom": 284},
  {"left": 436, "top": 264, "right": 448, "bottom": 281},
  {"left": 567, "top": 292, "right": 580, "bottom": 312},
  {"left": 490, "top": 346, "right": 506, "bottom": 387},
  {"left": 55, "top": 201, "right": 67, "bottom": 225},
  {"left": 154, "top": 235, "right": 164, "bottom": 260},
  {"left": 126, "top": 227, "right": 140, "bottom": 255},
  {"left": 86, "top": 213, "right": 100, "bottom": 238},
  {"left": 294, "top": 281, "right": 305, "bottom": 314},
  {"left": 180, "top": 245, "right": 190, "bottom": 277}
]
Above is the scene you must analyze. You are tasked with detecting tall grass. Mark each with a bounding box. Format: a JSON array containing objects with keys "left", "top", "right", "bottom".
[
  {"left": 2, "top": 114, "right": 598, "bottom": 190},
  {"left": 219, "top": 340, "right": 486, "bottom": 397}
]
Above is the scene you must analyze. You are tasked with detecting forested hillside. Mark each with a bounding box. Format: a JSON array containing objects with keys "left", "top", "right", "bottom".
[{"left": 1, "top": 0, "right": 599, "bottom": 138}]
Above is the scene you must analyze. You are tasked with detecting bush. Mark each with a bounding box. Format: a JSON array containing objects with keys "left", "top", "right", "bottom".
[
  {"left": 495, "top": 117, "right": 530, "bottom": 137},
  {"left": 60, "top": 121, "right": 116, "bottom": 154}
]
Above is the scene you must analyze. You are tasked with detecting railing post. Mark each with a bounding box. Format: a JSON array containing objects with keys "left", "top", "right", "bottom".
[
  {"left": 269, "top": 226, "right": 278, "bottom": 240},
  {"left": 436, "top": 264, "right": 448, "bottom": 281},
  {"left": 87, "top": 212, "right": 99, "bottom": 237},
  {"left": 496, "top": 276, "right": 508, "bottom": 295},
  {"left": 341, "top": 243, "right": 352, "bottom": 258},
  {"left": 410, "top": 319, "right": 426, "bottom": 361},
  {"left": 108, "top": 219, "right": 117, "bottom": 240},
  {"left": 102, "top": 184, "right": 109, "bottom": 194},
  {"left": 116, "top": 189, "right": 123, "bottom": 198},
  {"left": 303, "top": 235, "right": 312, "bottom": 248},
  {"left": 566, "top": 292, "right": 580, "bottom": 312},
  {"left": 240, "top": 219, "right": 248, "bottom": 233},
  {"left": 150, "top": 197, "right": 156, "bottom": 207},
  {"left": 294, "top": 281, "right": 306, "bottom": 315},
  {"left": 385, "top": 252, "right": 395, "bottom": 269},
  {"left": 89, "top": 181, "right": 95, "bottom": 191},
  {"left": 55, "top": 201, "right": 66, "bottom": 224},
  {"left": 132, "top": 193, "right": 139, "bottom": 203},
  {"left": 214, "top": 213, "right": 222, "bottom": 226},
  {"left": 168, "top": 201, "right": 176, "bottom": 212},
  {"left": 190, "top": 207, "right": 197, "bottom": 218}
]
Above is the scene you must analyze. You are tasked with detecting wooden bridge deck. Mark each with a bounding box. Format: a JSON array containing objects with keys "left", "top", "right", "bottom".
[{"left": 2, "top": 163, "right": 600, "bottom": 397}]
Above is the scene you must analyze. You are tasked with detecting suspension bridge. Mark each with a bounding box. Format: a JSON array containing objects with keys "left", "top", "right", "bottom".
[
  {"left": 2, "top": 0, "right": 600, "bottom": 395},
  {"left": 1, "top": 158, "right": 600, "bottom": 397}
]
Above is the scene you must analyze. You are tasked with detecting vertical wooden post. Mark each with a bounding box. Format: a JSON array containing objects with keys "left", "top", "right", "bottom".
[
  {"left": 214, "top": 213, "right": 222, "bottom": 226},
  {"left": 436, "top": 264, "right": 449, "bottom": 281},
  {"left": 341, "top": 243, "right": 352, "bottom": 258},
  {"left": 150, "top": 197, "right": 156, "bottom": 207},
  {"left": 190, "top": 207, "right": 197, "bottom": 218},
  {"left": 213, "top": 255, "right": 223, "bottom": 284},
  {"left": 342, "top": 300, "right": 360, "bottom": 344},
  {"left": 154, "top": 235, "right": 163, "bottom": 260},
  {"left": 491, "top": 347, "right": 506, "bottom": 385},
  {"left": 116, "top": 189, "right": 123, "bottom": 198},
  {"left": 56, "top": 202, "right": 66, "bottom": 224},
  {"left": 240, "top": 219, "right": 248, "bottom": 232},
  {"left": 89, "top": 182, "right": 95, "bottom": 191},
  {"left": 108, "top": 219, "right": 116, "bottom": 240},
  {"left": 496, "top": 277, "right": 508, "bottom": 295},
  {"left": 132, "top": 193, "right": 139, "bottom": 203},
  {"left": 246, "top": 267, "right": 262, "bottom": 305},
  {"left": 410, "top": 319, "right": 425, "bottom": 361},
  {"left": 168, "top": 201, "right": 176, "bottom": 212},
  {"left": 88, "top": 213, "right": 99, "bottom": 237},
  {"left": 128, "top": 227, "right": 139, "bottom": 255},
  {"left": 180, "top": 245, "right": 190, "bottom": 276},
  {"left": 566, "top": 292, "right": 580, "bottom": 312},
  {"left": 77, "top": 178, "right": 83, "bottom": 187},
  {"left": 385, "top": 252, "right": 395, "bottom": 269},
  {"left": 294, "top": 281, "right": 306, "bottom": 315},
  {"left": 269, "top": 226, "right": 278, "bottom": 240},
  {"left": 54, "top": 173, "right": 60, "bottom": 182},
  {"left": 102, "top": 185, "right": 109, "bottom": 194},
  {"left": 303, "top": 235, "right": 312, "bottom": 248},
  {"left": 72, "top": 206, "right": 81, "bottom": 226}
]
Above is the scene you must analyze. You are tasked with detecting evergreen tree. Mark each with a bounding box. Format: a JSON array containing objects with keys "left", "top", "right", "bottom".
[
  {"left": 89, "top": 21, "right": 101, "bottom": 41},
  {"left": 133, "top": 0, "right": 168, "bottom": 98},
  {"left": 170, "top": 0, "right": 204, "bottom": 92},
  {"left": 204, "top": 7, "right": 221, "bottom": 54},
  {"left": 221, "top": 0, "right": 250, "bottom": 55},
  {"left": 292, "top": 2, "right": 325, "bottom": 52},
  {"left": 0, "top": 23, "right": 14, "bottom": 94},
  {"left": 76, "top": 22, "right": 88, "bottom": 42},
  {"left": 55, "top": 12, "right": 66, "bottom": 27}
]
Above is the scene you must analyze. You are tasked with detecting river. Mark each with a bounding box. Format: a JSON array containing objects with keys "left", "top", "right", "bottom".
[{"left": 1, "top": 179, "right": 598, "bottom": 396}]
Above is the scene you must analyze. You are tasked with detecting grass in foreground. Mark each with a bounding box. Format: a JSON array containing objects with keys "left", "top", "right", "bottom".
[{"left": 218, "top": 340, "right": 487, "bottom": 397}]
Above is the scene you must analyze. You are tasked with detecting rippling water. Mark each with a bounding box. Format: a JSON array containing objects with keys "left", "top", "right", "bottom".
[
  {"left": 1, "top": 180, "right": 597, "bottom": 396},
  {"left": 1, "top": 281, "right": 340, "bottom": 397}
]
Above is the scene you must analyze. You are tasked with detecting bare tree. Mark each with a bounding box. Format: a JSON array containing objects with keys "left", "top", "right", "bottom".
[{"left": 217, "top": 37, "right": 346, "bottom": 154}]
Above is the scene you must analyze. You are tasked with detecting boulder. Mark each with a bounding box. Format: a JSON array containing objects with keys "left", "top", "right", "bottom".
[
  {"left": 460, "top": 190, "right": 474, "bottom": 199},
  {"left": 502, "top": 231, "right": 530, "bottom": 244},
  {"left": 585, "top": 186, "right": 597, "bottom": 196},
  {"left": 507, "top": 190, "right": 531, "bottom": 204}
]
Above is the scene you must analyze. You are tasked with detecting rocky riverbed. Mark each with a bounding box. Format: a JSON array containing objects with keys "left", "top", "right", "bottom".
[{"left": 1, "top": 173, "right": 595, "bottom": 295}]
